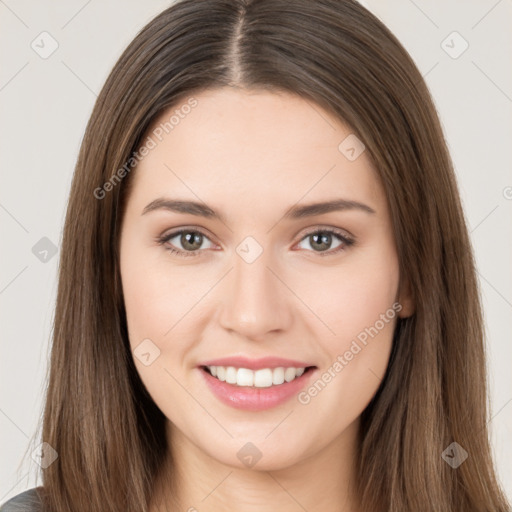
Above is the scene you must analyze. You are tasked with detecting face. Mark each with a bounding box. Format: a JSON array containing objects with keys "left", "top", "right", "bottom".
[{"left": 119, "top": 87, "right": 413, "bottom": 471}]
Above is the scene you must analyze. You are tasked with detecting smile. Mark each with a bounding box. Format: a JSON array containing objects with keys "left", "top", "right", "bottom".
[
  {"left": 203, "top": 365, "right": 315, "bottom": 388},
  {"left": 199, "top": 365, "right": 318, "bottom": 411}
]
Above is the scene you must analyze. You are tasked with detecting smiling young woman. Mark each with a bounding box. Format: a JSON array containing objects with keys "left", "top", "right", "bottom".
[{"left": 1, "top": 0, "right": 510, "bottom": 511}]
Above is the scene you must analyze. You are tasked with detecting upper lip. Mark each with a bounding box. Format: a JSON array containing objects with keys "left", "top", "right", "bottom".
[{"left": 199, "top": 356, "right": 316, "bottom": 371}]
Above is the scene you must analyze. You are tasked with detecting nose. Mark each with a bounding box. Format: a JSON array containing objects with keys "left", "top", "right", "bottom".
[{"left": 217, "top": 244, "right": 293, "bottom": 340}]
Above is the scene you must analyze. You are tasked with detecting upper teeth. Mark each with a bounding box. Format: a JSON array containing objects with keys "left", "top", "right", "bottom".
[{"left": 207, "top": 366, "right": 307, "bottom": 387}]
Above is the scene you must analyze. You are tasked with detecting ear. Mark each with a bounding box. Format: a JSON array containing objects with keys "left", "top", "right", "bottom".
[{"left": 396, "top": 276, "right": 415, "bottom": 318}]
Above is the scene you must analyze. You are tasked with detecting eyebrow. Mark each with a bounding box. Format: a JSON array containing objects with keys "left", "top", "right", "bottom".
[{"left": 141, "top": 197, "right": 376, "bottom": 221}]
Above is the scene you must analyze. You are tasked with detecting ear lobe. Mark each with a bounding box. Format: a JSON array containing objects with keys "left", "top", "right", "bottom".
[{"left": 397, "top": 277, "right": 415, "bottom": 318}]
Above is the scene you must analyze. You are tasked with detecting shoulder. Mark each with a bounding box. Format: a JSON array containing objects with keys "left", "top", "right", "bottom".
[{"left": 0, "top": 487, "right": 44, "bottom": 511}]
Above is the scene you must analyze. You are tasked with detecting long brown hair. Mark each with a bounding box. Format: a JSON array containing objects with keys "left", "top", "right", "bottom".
[{"left": 34, "top": 0, "right": 510, "bottom": 510}]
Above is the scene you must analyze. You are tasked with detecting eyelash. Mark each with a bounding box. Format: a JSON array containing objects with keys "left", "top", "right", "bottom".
[{"left": 156, "top": 227, "right": 355, "bottom": 258}]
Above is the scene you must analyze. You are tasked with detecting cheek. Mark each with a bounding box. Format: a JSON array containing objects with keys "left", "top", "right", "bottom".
[
  {"left": 121, "top": 241, "right": 206, "bottom": 346},
  {"left": 121, "top": 260, "right": 169, "bottom": 346},
  {"left": 120, "top": 244, "right": 203, "bottom": 417},
  {"left": 297, "top": 244, "right": 400, "bottom": 417},
  {"left": 309, "top": 241, "right": 400, "bottom": 342},
  {"left": 120, "top": 239, "right": 217, "bottom": 406}
]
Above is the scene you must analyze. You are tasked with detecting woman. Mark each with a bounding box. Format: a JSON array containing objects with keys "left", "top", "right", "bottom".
[{"left": 2, "top": 0, "right": 510, "bottom": 511}]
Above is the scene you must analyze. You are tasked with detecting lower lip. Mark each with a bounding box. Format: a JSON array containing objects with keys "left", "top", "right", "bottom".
[{"left": 198, "top": 366, "right": 317, "bottom": 411}]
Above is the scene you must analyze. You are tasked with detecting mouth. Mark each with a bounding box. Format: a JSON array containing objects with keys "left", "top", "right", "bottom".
[
  {"left": 200, "top": 364, "right": 317, "bottom": 388},
  {"left": 198, "top": 364, "right": 319, "bottom": 411}
]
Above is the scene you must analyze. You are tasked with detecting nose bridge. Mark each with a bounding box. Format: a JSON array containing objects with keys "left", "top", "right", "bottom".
[{"left": 218, "top": 235, "right": 291, "bottom": 338}]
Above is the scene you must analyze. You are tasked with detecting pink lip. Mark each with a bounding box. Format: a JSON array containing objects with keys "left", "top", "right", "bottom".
[
  {"left": 198, "top": 356, "right": 315, "bottom": 370},
  {"left": 198, "top": 366, "right": 318, "bottom": 411}
]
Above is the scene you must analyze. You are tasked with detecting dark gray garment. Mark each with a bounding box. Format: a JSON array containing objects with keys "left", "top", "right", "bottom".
[{"left": 0, "top": 488, "right": 44, "bottom": 511}]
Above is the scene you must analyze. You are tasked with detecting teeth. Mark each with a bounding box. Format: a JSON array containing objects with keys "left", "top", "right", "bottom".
[{"left": 206, "top": 366, "right": 308, "bottom": 387}]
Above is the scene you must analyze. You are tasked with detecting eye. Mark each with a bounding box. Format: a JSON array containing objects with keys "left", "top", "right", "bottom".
[
  {"left": 157, "top": 229, "right": 215, "bottom": 257},
  {"left": 295, "top": 228, "right": 354, "bottom": 256}
]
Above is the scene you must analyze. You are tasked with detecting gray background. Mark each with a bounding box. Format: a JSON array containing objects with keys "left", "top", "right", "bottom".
[{"left": 1, "top": 0, "right": 511, "bottom": 505}]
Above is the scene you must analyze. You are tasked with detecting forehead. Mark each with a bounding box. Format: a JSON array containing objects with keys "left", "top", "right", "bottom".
[{"left": 128, "top": 87, "right": 385, "bottom": 219}]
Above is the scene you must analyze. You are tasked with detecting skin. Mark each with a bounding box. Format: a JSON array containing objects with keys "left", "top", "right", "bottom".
[{"left": 119, "top": 87, "right": 414, "bottom": 512}]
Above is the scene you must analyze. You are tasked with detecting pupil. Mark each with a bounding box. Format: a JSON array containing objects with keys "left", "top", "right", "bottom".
[
  {"left": 311, "top": 232, "right": 331, "bottom": 251},
  {"left": 182, "top": 232, "right": 202, "bottom": 250}
]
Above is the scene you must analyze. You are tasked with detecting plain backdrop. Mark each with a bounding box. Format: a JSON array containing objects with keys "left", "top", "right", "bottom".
[{"left": 1, "top": 0, "right": 511, "bottom": 505}]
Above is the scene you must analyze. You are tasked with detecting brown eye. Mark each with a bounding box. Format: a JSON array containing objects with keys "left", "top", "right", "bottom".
[
  {"left": 178, "top": 231, "right": 204, "bottom": 251},
  {"left": 296, "top": 229, "right": 354, "bottom": 256},
  {"left": 159, "top": 229, "right": 215, "bottom": 257}
]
